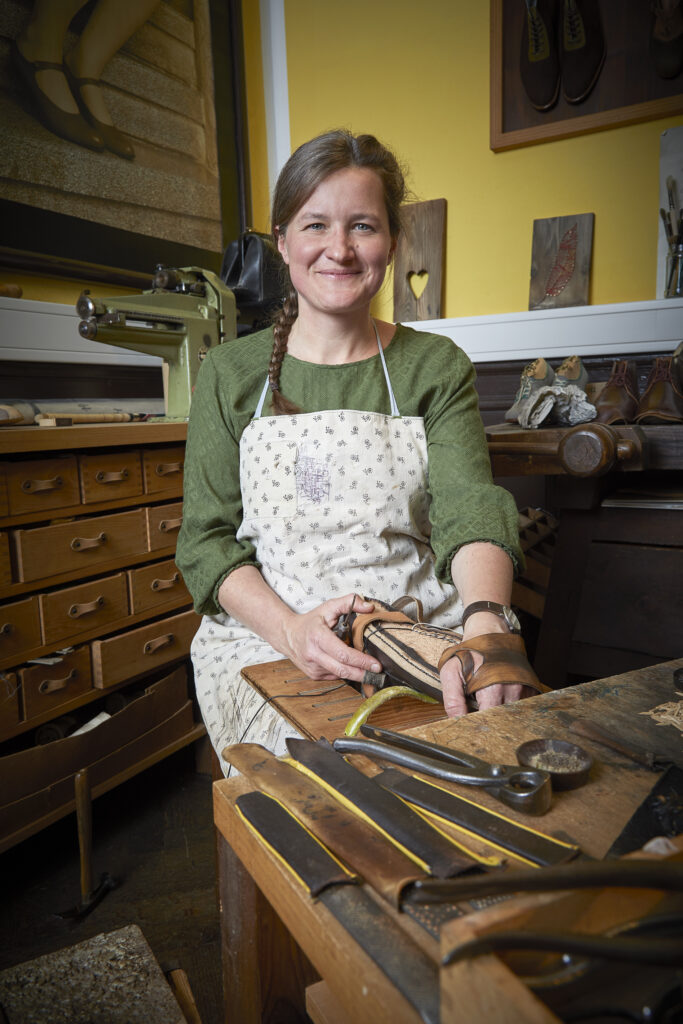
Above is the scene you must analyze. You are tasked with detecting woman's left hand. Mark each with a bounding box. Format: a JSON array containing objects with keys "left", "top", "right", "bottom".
[{"left": 439, "top": 621, "right": 530, "bottom": 718}]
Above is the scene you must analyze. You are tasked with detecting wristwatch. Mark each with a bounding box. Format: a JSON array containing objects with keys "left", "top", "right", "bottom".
[{"left": 461, "top": 601, "right": 521, "bottom": 634}]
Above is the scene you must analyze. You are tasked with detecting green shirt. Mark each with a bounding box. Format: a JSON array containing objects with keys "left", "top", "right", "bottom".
[{"left": 176, "top": 324, "right": 522, "bottom": 615}]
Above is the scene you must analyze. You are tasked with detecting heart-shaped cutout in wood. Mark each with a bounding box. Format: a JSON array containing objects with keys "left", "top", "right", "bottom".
[{"left": 408, "top": 270, "right": 429, "bottom": 300}]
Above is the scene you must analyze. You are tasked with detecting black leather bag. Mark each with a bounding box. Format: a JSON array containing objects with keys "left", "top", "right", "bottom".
[{"left": 220, "top": 229, "right": 285, "bottom": 311}]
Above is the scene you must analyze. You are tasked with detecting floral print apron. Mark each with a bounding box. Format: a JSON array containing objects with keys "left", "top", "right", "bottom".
[{"left": 191, "top": 327, "right": 461, "bottom": 774}]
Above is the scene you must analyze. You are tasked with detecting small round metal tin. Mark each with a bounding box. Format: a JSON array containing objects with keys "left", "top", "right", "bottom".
[{"left": 516, "top": 738, "right": 593, "bottom": 791}]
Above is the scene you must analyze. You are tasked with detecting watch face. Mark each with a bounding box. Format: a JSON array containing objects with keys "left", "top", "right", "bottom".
[{"left": 505, "top": 607, "right": 521, "bottom": 632}]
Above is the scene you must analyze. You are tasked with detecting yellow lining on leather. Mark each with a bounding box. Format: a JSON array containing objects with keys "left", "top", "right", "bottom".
[{"left": 235, "top": 796, "right": 358, "bottom": 895}]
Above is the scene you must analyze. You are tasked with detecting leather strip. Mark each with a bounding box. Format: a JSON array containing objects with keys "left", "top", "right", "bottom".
[
  {"left": 376, "top": 769, "right": 579, "bottom": 866},
  {"left": 224, "top": 742, "right": 428, "bottom": 906},
  {"left": 235, "top": 790, "right": 440, "bottom": 1024},
  {"left": 285, "top": 738, "right": 482, "bottom": 880}
]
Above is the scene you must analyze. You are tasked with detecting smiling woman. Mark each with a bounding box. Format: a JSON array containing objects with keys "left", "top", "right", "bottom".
[{"left": 175, "top": 129, "right": 543, "bottom": 775}]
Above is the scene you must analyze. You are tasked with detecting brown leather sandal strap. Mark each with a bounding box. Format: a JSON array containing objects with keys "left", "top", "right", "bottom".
[
  {"left": 350, "top": 607, "right": 415, "bottom": 651},
  {"left": 440, "top": 633, "right": 548, "bottom": 696}
]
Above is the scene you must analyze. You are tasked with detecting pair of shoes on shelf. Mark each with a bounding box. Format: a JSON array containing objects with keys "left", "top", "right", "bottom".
[
  {"left": 595, "top": 344, "right": 683, "bottom": 424},
  {"left": 505, "top": 354, "right": 590, "bottom": 423},
  {"left": 650, "top": 0, "right": 683, "bottom": 80},
  {"left": 520, "top": 0, "right": 605, "bottom": 111},
  {"left": 12, "top": 38, "right": 134, "bottom": 159}
]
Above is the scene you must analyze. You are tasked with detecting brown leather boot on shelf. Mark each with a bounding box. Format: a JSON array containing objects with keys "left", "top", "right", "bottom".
[
  {"left": 594, "top": 360, "right": 640, "bottom": 424},
  {"left": 634, "top": 356, "right": 683, "bottom": 424}
]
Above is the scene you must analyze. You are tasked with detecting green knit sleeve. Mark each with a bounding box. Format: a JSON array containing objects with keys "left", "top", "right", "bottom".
[
  {"left": 175, "top": 351, "right": 258, "bottom": 615},
  {"left": 424, "top": 346, "right": 523, "bottom": 582}
]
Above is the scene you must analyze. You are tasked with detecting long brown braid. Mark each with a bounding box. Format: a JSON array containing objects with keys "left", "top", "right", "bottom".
[{"left": 267, "top": 129, "right": 407, "bottom": 415}]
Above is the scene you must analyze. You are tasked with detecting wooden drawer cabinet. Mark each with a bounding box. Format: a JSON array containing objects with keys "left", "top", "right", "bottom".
[
  {"left": 2, "top": 456, "right": 80, "bottom": 516},
  {"left": 40, "top": 572, "right": 129, "bottom": 647},
  {"left": 0, "top": 423, "right": 202, "bottom": 854},
  {"left": 146, "top": 501, "right": 183, "bottom": 551},
  {"left": 20, "top": 646, "right": 92, "bottom": 721},
  {"left": 128, "top": 559, "right": 190, "bottom": 614},
  {"left": 78, "top": 450, "right": 143, "bottom": 504},
  {"left": 91, "top": 608, "right": 197, "bottom": 687},
  {"left": 12, "top": 507, "right": 149, "bottom": 583},
  {"left": 142, "top": 445, "right": 185, "bottom": 496},
  {"left": 0, "top": 596, "right": 42, "bottom": 663}
]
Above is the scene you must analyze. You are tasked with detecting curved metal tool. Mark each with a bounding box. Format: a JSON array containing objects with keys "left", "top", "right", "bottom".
[{"left": 333, "top": 725, "right": 552, "bottom": 815}]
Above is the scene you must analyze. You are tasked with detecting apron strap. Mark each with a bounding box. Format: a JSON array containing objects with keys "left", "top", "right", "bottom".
[
  {"left": 253, "top": 376, "right": 271, "bottom": 419},
  {"left": 252, "top": 320, "right": 400, "bottom": 419}
]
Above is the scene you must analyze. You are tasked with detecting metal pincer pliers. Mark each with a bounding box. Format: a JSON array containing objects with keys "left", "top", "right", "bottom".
[{"left": 333, "top": 725, "right": 552, "bottom": 815}]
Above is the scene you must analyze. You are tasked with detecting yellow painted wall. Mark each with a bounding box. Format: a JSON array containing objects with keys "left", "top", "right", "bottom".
[{"left": 273, "top": 0, "right": 683, "bottom": 320}]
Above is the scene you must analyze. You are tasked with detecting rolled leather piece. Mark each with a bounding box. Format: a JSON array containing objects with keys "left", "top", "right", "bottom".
[
  {"left": 594, "top": 360, "right": 640, "bottom": 424},
  {"left": 223, "top": 742, "right": 466, "bottom": 907},
  {"left": 634, "top": 356, "right": 683, "bottom": 424}
]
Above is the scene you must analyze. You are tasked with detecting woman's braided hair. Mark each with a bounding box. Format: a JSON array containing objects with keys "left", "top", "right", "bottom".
[{"left": 268, "top": 130, "right": 406, "bottom": 415}]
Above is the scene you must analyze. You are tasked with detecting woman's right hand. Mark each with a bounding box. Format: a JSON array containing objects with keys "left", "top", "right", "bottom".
[{"left": 282, "top": 593, "right": 383, "bottom": 682}]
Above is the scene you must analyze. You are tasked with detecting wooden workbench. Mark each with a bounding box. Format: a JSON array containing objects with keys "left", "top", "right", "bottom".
[{"left": 213, "top": 658, "right": 683, "bottom": 1024}]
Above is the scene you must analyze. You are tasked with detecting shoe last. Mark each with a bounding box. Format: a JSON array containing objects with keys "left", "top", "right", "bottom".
[
  {"left": 505, "top": 357, "right": 555, "bottom": 422},
  {"left": 555, "top": 354, "right": 589, "bottom": 391}
]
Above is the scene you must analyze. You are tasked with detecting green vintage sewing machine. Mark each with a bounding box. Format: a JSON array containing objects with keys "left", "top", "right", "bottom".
[{"left": 76, "top": 266, "right": 237, "bottom": 421}]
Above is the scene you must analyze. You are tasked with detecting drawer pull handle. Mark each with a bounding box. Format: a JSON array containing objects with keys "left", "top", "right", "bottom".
[
  {"left": 143, "top": 633, "right": 174, "bottom": 655},
  {"left": 21, "top": 474, "right": 63, "bottom": 494},
  {"left": 95, "top": 468, "right": 129, "bottom": 484},
  {"left": 0, "top": 622, "right": 13, "bottom": 636},
  {"left": 151, "top": 572, "right": 180, "bottom": 591},
  {"left": 69, "top": 595, "right": 105, "bottom": 618},
  {"left": 158, "top": 517, "right": 182, "bottom": 533},
  {"left": 71, "top": 531, "right": 107, "bottom": 551},
  {"left": 39, "top": 668, "right": 78, "bottom": 694},
  {"left": 154, "top": 461, "right": 183, "bottom": 477}
]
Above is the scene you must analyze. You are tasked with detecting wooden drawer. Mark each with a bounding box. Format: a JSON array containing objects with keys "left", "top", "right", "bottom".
[
  {"left": 146, "top": 501, "right": 183, "bottom": 551},
  {"left": 127, "top": 559, "right": 190, "bottom": 614},
  {"left": 0, "top": 532, "right": 10, "bottom": 587},
  {"left": 91, "top": 608, "right": 198, "bottom": 687},
  {"left": 12, "top": 508, "right": 148, "bottom": 583},
  {"left": 19, "top": 646, "right": 92, "bottom": 721},
  {"left": 40, "top": 572, "right": 129, "bottom": 647},
  {"left": 78, "top": 450, "right": 143, "bottom": 505},
  {"left": 0, "top": 672, "right": 19, "bottom": 736},
  {"left": 142, "top": 446, "right": 185, "bottom": 497},
  {"left": 0, "top": 596, "right": 42, "bottom": 663},
  {"left": 3, "top": 456, "right": 80, "bottom": 516}
]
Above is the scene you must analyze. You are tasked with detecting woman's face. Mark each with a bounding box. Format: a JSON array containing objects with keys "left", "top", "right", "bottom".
[{"left": 277, "top": 167, "right": 396, "bottom": 320}]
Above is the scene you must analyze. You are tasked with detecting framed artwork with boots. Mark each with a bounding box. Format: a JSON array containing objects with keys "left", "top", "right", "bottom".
[{"left": 491, "top": 0, "right": 683, "bottom": 151}]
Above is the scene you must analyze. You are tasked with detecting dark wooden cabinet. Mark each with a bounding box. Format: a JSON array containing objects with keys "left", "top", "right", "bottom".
[
  {"left": 486, "top": 422, "right": 683, "bottom": 687},
  {"left": 0, "top": 423, "right": 202, "bottom": 852}
]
